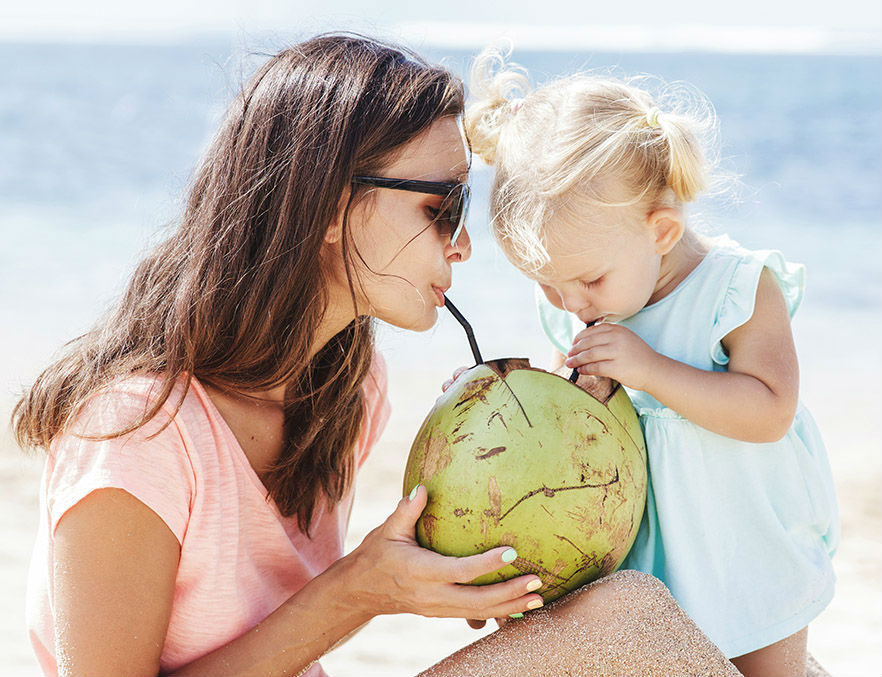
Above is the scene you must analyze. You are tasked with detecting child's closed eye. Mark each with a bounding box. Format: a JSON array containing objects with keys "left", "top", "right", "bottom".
[{"left": 579, "top": 275, "right": 604, "bottom": 288}]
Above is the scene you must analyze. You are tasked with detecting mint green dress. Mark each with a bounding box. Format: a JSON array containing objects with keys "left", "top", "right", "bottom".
[{"left": 537, "top": 236, "right": 839, "bottom": 658}]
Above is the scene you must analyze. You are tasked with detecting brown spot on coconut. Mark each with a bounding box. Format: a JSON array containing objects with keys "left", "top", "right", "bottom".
[{"left": 419, "top": 429, "right": 452, "bottom": 483}]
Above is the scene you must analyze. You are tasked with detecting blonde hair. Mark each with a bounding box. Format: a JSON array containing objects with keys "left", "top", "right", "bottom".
[{"left": 464, "top": 47, "right": 719, "bottom": 272}]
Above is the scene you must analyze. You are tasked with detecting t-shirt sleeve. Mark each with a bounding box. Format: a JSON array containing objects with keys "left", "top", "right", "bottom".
[
  {"left": 47, "top": 385, "right": 196, "bottom": 544},
  {"left": 354, "top": 350, "right": 391, "bottom": 469},
  {"left": 709, "top": 248, "right": 806, "bottom": 366}
]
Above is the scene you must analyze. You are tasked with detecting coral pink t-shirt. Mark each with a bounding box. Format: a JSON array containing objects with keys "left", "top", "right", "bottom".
[{"left": 27, "top": 354, "right": 390, "bottom": 676}]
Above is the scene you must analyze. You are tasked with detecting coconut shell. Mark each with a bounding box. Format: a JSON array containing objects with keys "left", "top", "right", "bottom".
[{"left": 403, "top": 358, "right": 647, "bottom": 603}]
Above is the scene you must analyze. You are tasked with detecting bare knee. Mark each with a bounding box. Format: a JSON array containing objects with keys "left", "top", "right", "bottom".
[
  {"left": 599, "top": 569, "right": 671, "bottom": 600},
  {"left": 553, "top": 569, "right": 674, "bottom": 624}
]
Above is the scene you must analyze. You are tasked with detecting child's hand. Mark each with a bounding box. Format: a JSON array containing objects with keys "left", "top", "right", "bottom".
[
  {"left": 565, "top": 324, "right": 660, "bottom": 391},
  {"left": 441, "top": 366, "right": 470, "bottom": 392}
]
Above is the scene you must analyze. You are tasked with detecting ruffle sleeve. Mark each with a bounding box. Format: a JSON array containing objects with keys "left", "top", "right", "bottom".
[
  {"left": 535, "top": 283, "right": 579, "bottom": 356},
  {"left": 709, "top": 245, "right": 805, "bottom": 366}
]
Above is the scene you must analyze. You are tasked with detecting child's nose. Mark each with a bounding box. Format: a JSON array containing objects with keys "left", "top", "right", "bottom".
[{"left": 559, "top": 287, "right": 590, "bottom": 314}]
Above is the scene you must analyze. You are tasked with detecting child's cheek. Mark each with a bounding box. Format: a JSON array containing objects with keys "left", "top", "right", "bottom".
[{"left": 540, "top": 285, "right": 566, "bottom": 311}]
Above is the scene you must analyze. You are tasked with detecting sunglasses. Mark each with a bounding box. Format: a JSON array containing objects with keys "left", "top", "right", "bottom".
[{"left": 352, "top": 175, "right": 470, "bottom": 246}]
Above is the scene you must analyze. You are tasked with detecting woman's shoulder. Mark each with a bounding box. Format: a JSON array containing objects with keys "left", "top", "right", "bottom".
[
  {"left": 355, "top": 350, "right": 392, "bottom": 469},
  {"left": 65, "top": 372, "right": 208, "bottom": 441},
  {"left": 46, "top": 373, "right": 209, "bottom": 544}
]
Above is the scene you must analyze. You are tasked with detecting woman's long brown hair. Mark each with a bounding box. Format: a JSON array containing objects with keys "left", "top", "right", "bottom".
[{"left": 12, "top": 34, "right": 464, "bottom": 534}]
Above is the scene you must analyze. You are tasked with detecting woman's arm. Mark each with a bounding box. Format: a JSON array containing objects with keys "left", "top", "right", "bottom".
[
  {"left": 53, "top": 488, "right": 180, "bottom": 676},
  {"left": 54, "top": 486, "right": 543, "bottom": 677},
  {"left": 566, "top": 269, "right": 799, "bottom": 443}
]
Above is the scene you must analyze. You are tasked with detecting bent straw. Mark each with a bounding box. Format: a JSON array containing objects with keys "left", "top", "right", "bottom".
[
  {"left": 569, "top": 321, "right": 596, "bottom": 383},
  {"left": 442, "top": 294, "right": 483, "bottom": 365}
]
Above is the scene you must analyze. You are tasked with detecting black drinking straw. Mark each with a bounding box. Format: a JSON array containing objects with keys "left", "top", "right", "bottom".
[
  {"left": 442, "top": 294, "right": 483, "bottom": 365},
  {"left": 568, "top": 321, "right": 596, "bottom": 383}
]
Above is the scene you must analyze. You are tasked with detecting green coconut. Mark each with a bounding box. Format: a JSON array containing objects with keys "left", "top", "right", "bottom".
[{"left": 402, "top": 358, "right": 647, "bottom": 604}]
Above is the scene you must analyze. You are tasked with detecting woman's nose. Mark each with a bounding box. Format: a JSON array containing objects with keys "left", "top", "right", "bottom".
[{"left": 449, "top": 227, "right": 472, "bottom": 263}]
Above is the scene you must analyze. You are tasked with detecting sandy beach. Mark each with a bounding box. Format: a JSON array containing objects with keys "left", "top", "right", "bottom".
[{"left": 2, "top": 300, "right": 879, "bottom": 676}]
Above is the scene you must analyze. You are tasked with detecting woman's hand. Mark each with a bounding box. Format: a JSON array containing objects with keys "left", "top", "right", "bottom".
[
  {"left": 466, "top": 615, "right": 514, "bottom": 630},
  {"left": 340, "top": 485, "right": 544, "bottom": 620},
  {"left": 565, "top": 323, "right": 661, "bottom": 391}
]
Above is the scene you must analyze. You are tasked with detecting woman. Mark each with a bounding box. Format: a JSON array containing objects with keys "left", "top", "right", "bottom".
[{"left": 14, "top": 34, "right": 738, "bottom": 676}]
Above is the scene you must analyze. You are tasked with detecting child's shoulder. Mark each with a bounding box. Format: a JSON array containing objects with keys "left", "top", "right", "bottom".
[{"left": 702, "top": 234, "right": 805, "bottom": 319}]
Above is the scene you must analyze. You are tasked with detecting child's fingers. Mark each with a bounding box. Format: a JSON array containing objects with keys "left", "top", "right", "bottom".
[
  {"left": 564, "top": 343, "right": 610, "bottom": 368},
  {"left": 567, "top": 350, "right": 617, "bottom": 378},
  {"left": 441, "top": 365, "right": 471, "bottom": 392},
  {"left": 568, "top": 333, "right": 606, "bottom": 357},
  {"left": 576, "top": 360, "right": 613, "bottom": 376},
  {"left": 571, "top": 322, "right": 607, "bottom": 344}
]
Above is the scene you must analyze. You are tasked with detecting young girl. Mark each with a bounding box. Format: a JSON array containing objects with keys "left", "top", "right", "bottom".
[
  {"left": 12, "top": 34, "right": 741, "bottom": 677},
  {"left": 464, "top": 50, "right": 839, "bottom": 676}
]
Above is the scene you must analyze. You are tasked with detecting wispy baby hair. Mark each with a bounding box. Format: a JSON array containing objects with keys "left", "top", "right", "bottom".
[{"left": 464, "top": 46, "right": 720, "bottom": 272}]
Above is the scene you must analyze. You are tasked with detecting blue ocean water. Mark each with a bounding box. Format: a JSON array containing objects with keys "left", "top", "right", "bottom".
[{"left": 0, "top": 40, "right": 880, "bottom": 391}]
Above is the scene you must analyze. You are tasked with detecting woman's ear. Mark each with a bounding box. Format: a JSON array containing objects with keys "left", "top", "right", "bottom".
[
  {"left": 325, "top": 187, "right": 352, "bottom": 245},
  {"left": 647, "top": 208, "right": 684, "bottom": 255}
]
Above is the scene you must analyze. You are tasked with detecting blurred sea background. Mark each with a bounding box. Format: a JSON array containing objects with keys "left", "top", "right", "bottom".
[{"left": 1, "top": 16, "right": 880, "bottom": 677}]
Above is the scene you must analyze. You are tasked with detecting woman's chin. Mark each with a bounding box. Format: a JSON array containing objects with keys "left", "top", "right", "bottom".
[{"left": 383, "top": 307, "right": 438, "bottom": 333}]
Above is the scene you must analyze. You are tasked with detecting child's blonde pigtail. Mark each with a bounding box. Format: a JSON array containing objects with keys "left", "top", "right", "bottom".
[
  {"left": 464, "top": 50, "right": 723, "bottom": 275},
  {"left": 653, "top": 110, "right": 711, "bottom": 203},
  {"left": 463, "top": 47, "right": 532, "bottom": 166}
]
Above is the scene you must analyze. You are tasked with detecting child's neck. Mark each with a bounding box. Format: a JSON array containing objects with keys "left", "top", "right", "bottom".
[{"left": 648, "top": 229, "right": 710, "bottom": 306}]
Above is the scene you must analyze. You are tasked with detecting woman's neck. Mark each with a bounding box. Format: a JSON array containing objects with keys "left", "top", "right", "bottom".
[
  {"left": 202, "top": 296, "right": 357, "bottom": 478},
  {"left": 214, "top": 292, "right": 357, "bottom": 405}
]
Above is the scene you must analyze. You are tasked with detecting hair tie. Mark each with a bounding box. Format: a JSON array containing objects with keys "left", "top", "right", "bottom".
[
  {"left": 645, "top": 107, "right": 662, "bottom": 128},
  {"left": 510, "top": 98, "right": 524, "bottom": 115}
]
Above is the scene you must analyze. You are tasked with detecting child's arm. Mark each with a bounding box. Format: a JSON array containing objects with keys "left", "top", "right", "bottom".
[{"left": 565, "top": 269, "right": 799, "bottom": 443}]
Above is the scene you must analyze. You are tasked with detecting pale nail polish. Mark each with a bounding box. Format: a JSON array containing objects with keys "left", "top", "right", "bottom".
[
  {"left": 408, "top": 485, "right": 419, "bottom": 501},
  {"left": 509, "top": 612, "right": 524, "bottom": 619},
  {"left": 501, "top": 548, "right": 518, "bottom": 563},
  {"left": 526, "top": 579, "right": 542, "bottom": 592},
  {"left": 526, "top": 599, "right": 544, "bottom": 610}
]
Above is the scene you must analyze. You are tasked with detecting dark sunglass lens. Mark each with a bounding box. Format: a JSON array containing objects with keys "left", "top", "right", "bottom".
[{"left": 450, "top": 186, "right": 470, "bottom": 246}]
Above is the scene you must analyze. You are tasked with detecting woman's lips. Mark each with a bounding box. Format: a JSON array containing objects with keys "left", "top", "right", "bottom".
[{"left": 432, "top": 286, "right": 447, "bottom": 306}]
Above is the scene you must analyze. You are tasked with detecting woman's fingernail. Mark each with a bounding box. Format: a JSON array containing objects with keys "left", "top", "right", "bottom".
[
  {"left": 501, "top": 548, "right": 518, "bottom": 563},
  {"left": 526, "top": 599, "right": 544, "bottom": 610},
  {"left": 408, "top": 485, "right": 420, "bottom": 501},
  {"left": 526, "top": 579, "right": 542, "bottom": 592},
  {"left": 509, "top": 612, "right": 524, "bottom": 619}
]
